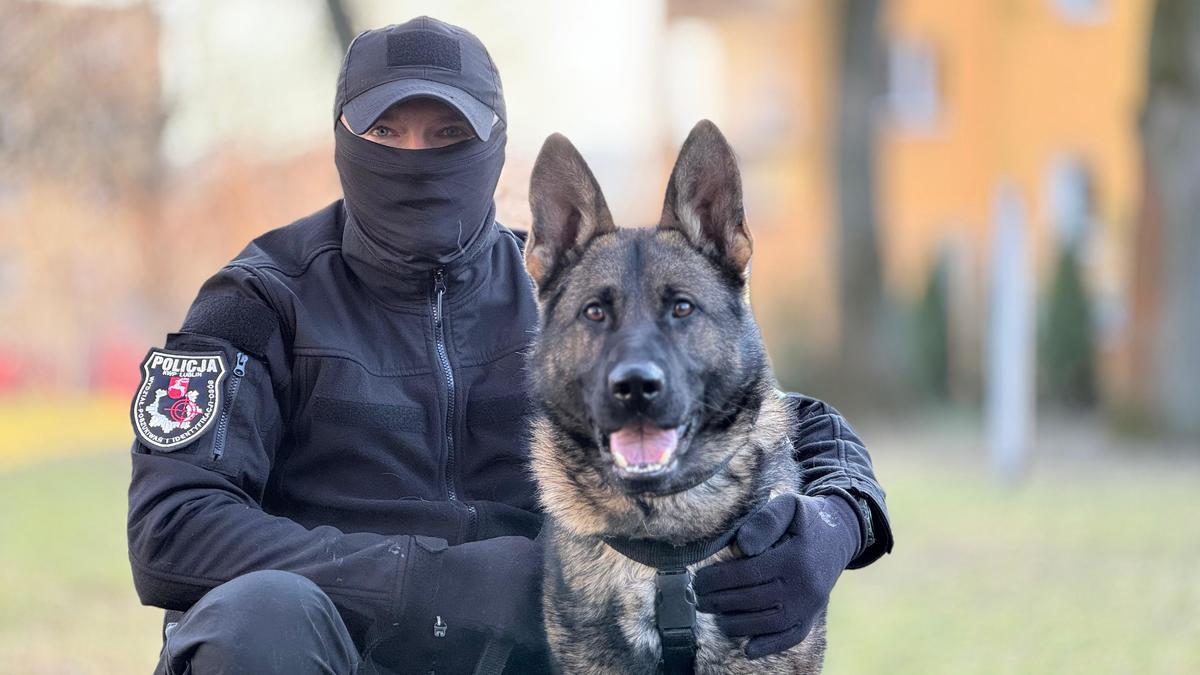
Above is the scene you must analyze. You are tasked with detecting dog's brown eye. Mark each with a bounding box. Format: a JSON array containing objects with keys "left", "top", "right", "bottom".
[
  {"left": 584, "top": 303, "right": 606, "bottom": 322},
  {"left": 672, "top": 300, "right": 693, "bottom": 318}
]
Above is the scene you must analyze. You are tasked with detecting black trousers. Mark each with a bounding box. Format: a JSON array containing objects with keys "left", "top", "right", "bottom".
[
  {"left": 153, "top": 570, "right": 551, "bottom": 675},
  {"left": 154, "top": 570, "right": 365, "bottom": 675}
]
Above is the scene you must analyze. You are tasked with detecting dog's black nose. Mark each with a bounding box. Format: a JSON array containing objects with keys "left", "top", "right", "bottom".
[{"left": 608, "top": 361, "right": 665, "bottom": 410}]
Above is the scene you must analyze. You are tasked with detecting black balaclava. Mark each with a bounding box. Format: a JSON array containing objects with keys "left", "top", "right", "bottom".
[
  {"left": 335, "top": 120, "right": 506, "bottom": 274},
  {"left": 332, "top": 17, "right": 509, "bottom": 278}
]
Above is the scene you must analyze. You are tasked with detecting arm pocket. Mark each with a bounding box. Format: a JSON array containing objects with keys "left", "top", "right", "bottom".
[{"left": 131, "top": 332, "right": 277, "bottom": 486}]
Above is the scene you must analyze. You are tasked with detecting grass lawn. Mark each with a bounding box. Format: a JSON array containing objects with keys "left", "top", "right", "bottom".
[
  {"left": 825, "top": 439, "right": 1200, "bottom": 674},
  {"left": 0, "top": 452, "right": 162, "bottom": 674},
  {"left": 1, "top": 424, "right": 1197, "bottom": 673}
]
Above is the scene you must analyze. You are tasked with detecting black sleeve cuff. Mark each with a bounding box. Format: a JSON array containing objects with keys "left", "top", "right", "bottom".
[{"left": 845, "top": 491, "right": 892, "bottom": 569}]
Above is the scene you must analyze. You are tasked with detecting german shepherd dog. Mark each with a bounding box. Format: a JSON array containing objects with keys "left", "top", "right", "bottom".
[{"left": 523, "top": 120, "right": 824, "bottom": 674}]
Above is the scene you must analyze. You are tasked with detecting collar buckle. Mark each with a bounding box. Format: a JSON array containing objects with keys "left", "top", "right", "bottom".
[
  {"left": 655, "top": 568, "right": 698, "bottom": 674},
  {"left": 655, "top": 569, "right": 697, "bottom": 632}
]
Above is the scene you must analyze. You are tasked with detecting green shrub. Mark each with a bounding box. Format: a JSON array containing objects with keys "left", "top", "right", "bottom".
[
  {"left": 1039, "top": 248, "right": 1097, "bottom": 408},
  {"left": 913, "top": 255, "right": 950, "bottom": 400}
]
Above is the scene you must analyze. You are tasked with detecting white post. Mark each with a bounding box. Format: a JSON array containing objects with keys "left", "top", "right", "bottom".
[{"left": 986, "top": 182, "right": 1035, "bottom": 483}]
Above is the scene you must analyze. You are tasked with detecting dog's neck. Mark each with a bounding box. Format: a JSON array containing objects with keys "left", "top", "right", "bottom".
[{"left": 600, "top": 494, "right": 769, "bottom": 568}]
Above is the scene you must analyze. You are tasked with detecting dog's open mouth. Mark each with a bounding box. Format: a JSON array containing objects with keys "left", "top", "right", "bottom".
[{"left": 608, "top": 422, "right": 680, "bottom": 478}]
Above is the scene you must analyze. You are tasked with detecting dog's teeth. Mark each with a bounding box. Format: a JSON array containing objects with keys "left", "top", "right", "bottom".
[{"left": 615, "top": 446, "right": 675, "bottom": 474}]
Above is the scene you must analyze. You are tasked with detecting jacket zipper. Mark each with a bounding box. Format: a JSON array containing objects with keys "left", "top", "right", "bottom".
[
  {"left": 212, "top": 352, "right": 248, "bottom": 461},
  {"left": 432, "top": 269, "right": 477, "bottom": 539}
]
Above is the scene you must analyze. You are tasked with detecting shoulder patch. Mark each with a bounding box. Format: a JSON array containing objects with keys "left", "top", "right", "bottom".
[{"left": 132, "top": 350, "right": 227, "bottom": 451}]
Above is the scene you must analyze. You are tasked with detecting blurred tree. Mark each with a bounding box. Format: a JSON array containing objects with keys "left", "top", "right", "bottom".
[
  {"left": 913, "top": 254, "right": 949, "bottom": 400},
  {"left": 324, "top": 0, "right": 356, "bottom": 52},
  {"left": 834, "top": 0, "right": 893, "bottom": 399},
  {"left": 1136, "top": 0, "right": 1200, "bottom": 436},
  {"left": 1039, "top": 248, "right": 1097, "bottom": 409},
  {"left": 0, "top": 2, "right": 164, "bottom": 198},
  {"left": 0, "top": 1, "right": 167, "bottom": 391}
]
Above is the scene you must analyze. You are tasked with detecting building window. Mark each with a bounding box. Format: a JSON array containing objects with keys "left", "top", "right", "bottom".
[
  {"left": 1044, "top": 154, "right": 1096, "bottom": 251},
  {"left": 1050, "top": 0, "right": 1108, "bottom": 24},
  {"left": 887, "top": 38, "right": 940, "bottom": 133}
]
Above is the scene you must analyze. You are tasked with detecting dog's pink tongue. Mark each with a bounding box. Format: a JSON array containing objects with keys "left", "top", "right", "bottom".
[{"left": 610, "top": 424, "right": 678, "bottom": 466}]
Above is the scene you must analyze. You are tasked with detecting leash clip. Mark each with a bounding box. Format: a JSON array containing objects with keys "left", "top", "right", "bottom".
[
  {"left": 656, "top": 568, "right": 698, "bottom": 674},
  {"left": 655, "top": 569, "right": 697, "bottom": 632}
]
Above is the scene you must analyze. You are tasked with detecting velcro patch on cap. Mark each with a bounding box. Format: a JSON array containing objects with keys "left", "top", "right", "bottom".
[
  {"left": 388, "top": 30, "right": 461, "bottom": 71},
  {"left": 132, "top": 350, "right": 227, "bottom": 451}
]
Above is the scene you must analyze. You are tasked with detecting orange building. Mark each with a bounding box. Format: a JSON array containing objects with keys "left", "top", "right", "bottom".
[{"left": 665, "top": 0, "right": 1153, "bottom": 392}]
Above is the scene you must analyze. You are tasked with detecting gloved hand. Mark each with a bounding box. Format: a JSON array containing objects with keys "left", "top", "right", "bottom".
[
  {"left": 693, "top": 493, "right": 861, "bottom": 659},
  {"left": 405, "top": 534, "right": 545, "bottom": 650}
]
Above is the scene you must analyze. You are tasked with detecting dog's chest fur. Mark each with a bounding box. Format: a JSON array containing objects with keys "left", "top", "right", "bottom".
[
  {"left": 532, "top": 392, "right": 827, "bottom": 673},
  {"left": 542, "top": 512, "right": 826, "bottom": 675}
]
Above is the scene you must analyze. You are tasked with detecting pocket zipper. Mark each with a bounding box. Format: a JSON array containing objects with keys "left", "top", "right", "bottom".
[{"left": 212, "top": 352, "right": 248, "bottom": 461}]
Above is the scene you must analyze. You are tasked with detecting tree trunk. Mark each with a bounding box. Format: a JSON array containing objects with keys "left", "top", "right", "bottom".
[
  {"left": 324, "top": 0, "right": 355, "bottom": 53},
  {"left": 1138, "top": 0, "right": 1200, "bottom": 436},
  {"left": 834, "top": 0, "right": 889, "bottom": 394}
]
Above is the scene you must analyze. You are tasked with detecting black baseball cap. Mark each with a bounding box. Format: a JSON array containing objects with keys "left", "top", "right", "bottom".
[{"left": 334, "top": 16, "right": 505, "bottom": 141}]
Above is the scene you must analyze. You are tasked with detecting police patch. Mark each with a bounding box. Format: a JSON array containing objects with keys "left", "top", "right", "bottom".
[{"left": 132, "top": 350, "right": 227, "bottom": 451}]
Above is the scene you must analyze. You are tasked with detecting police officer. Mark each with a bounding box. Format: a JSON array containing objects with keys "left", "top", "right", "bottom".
[{"left": 128, "top": 16, "right": 893, "bottom": 675}]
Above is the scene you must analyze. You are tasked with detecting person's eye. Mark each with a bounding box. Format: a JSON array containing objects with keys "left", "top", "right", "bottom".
[
  {"left": 369, "top": 125, "right": 393, "bottom": 137},
  {"left": 438, "top": 125, "right": 472, "bottom": 139}
]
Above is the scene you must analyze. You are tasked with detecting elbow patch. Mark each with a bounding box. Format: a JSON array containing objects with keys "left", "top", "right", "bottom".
[{"left": 181, "top": 295, "right": 279, "bottom": 358}]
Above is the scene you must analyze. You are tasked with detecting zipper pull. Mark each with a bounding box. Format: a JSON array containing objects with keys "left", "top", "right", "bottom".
[
  {"left": 434, "top": 268, "right": 446, "bottom": 326},
  {"left": 233, "top": 352, "right": 248, "bottom": 377}
]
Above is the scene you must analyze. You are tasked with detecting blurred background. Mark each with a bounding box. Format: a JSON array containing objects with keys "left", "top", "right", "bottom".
[{"left": 1, "top": 0, "right": 1198, "bottom": 672}]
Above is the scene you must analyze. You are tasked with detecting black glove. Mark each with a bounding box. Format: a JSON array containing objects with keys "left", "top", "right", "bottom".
[
  {"left": 405, "top": 534, "right": 545, "bottom": 650},
  {"left": 693, "top": 493, "right": 861, "bottom": 659}
]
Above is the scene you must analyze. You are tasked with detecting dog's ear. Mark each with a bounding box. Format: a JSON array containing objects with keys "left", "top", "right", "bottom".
[
  {"left": 526, "top": 133, "right": 616, "bottom": 290},
  {"left": 658, "top": 120, "right": 752, "bottom": 277}
]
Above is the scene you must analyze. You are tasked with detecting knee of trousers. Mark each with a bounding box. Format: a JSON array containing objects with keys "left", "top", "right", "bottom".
[
  {"left": 201, "top": 570, "right": 334, "bottom": 628},
  {"left": 166, "top": 570, "right": 357, "bottom": 673}
]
